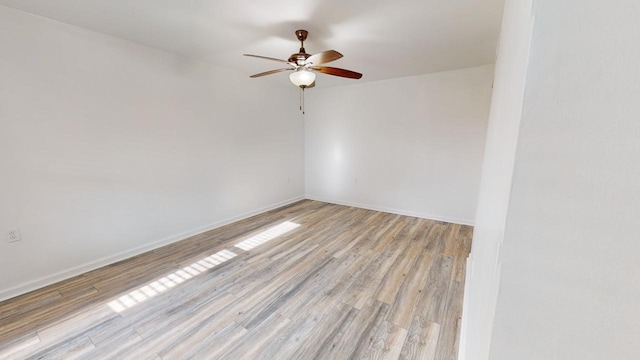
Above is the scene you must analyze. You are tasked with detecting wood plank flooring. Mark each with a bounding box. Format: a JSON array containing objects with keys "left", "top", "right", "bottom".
[{"left": 0, "top": 200, "right": 472, "bottom": 359}]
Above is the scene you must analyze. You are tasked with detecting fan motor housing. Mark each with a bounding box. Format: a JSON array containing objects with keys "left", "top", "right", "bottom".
[{"left": 288, "top": 52, "right": 310, "bottom": 65}]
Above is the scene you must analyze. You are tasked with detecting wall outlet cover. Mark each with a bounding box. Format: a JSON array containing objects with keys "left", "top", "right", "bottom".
[{"left": 7, "top": 228, "right": 21, "bottom": 243}]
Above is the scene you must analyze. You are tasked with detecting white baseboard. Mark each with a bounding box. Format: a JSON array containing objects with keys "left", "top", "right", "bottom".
[
  {"left": 0, "top": 196, "right": 305, "bottom": 302},
  {"left": 305, "top": 195, "right": 475, "bottom": 226}
]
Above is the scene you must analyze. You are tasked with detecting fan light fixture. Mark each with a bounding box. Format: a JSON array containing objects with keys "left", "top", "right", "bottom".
[{"left": 289, "top": 68, "right": 316, "bottom": 88}]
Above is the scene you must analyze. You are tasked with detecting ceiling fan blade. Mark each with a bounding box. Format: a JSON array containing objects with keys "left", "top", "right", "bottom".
[
  {"left": 244, "top": 54, "right": 292, "bottom": 64},
  {"left": 249, "top": 68, "right": 293, "bottom": 78},
  {"left": 311, "top": 66, "right": 363, "bottom": 79},
  {"left": 305, "top": 50, "right": 343, "bottom": 66}
]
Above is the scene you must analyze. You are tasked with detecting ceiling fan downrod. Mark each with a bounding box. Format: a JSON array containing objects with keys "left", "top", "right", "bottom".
[{"left": 296, "top": 29, "right": 308, "bottom": 54}]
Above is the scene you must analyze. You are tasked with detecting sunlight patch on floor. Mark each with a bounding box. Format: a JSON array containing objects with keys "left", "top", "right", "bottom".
[
  {"left": 234, "top": 221, "right": 300, "bottom": 251},
  {"left": 107, "top": 249, "right": 237, "bottom": 313}
]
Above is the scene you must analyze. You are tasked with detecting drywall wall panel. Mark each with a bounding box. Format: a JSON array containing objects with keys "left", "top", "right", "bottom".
[
  {"left": 490, "top": 1, "right": 640, "bottom": 358},
  {"left": 305, "top": 65, "right": 493, "bottom": 225},
  {"left": 458, "top": 1, "right": 533, "bottom": 359},
  {"left": 0, "top": 6, "right": 304, "bottom": 300}
]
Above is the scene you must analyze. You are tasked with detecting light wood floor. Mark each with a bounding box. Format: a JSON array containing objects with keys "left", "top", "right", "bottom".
[{"left": 0, "top": 200, "right": 472, "bottom": 359}]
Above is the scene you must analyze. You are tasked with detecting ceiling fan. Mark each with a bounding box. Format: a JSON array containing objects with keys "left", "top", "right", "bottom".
[{"left": 244, "top": 29, "right": 363, "bottom": 90}]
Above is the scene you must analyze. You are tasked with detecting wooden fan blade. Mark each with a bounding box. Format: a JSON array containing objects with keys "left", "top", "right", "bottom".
[
  {"left": 244, "top": 54, "right": 292, "bottom": 64},
  {"left": 311, "top": 66, "right": 363, "bottom": 79},
  {"left": 305, "top": 50, "right": 343, "bottom": 66},
  {"left": 250, "top": 68, "right": 293, "bottom": 78}
]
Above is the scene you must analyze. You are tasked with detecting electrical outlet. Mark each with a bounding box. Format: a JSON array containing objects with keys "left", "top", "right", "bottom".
[{"left": 7, "top": 228, "right": 21, "bottom": 243}]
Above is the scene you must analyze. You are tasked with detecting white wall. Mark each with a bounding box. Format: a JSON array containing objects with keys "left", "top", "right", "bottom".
[
  {"left": 459, "top": 1, "right": 533, "bottom": 359},
  {"left": 305, "top": 66, "right": 493, "bottom": 225},
  {"left": 0, "top": 6, "right": 304, "bottom": 301},
  {"left": 489, "top": 1, "right": 640, "bottom": 359}
]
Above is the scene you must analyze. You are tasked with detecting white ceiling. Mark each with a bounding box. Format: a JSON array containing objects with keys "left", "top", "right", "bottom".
[{"left": 0, "top": 0, "right": 504, "bottom": 88}]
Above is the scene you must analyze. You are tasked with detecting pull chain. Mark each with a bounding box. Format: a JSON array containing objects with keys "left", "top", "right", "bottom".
[{"left": 299, "top": 87, "right": 306, "bottom": 114}]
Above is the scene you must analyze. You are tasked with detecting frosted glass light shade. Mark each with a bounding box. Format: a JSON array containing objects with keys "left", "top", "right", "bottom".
[{"left": 289, "top": 69, "right": 316, "bottom": 87}]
